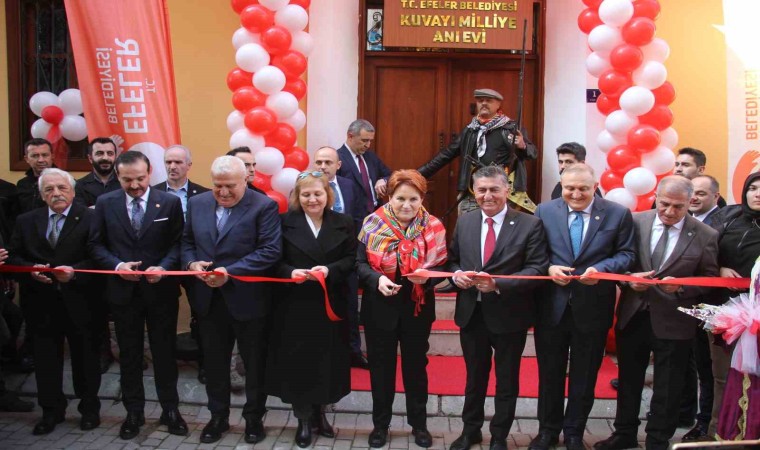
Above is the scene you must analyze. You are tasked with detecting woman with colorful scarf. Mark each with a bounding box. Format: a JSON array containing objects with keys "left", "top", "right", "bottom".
[{"left": 357, "top": 170, "right": 447, "bottom": 448}]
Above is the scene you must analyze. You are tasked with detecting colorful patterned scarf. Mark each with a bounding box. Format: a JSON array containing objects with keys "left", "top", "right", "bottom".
[
  {"left": 358, "top": 203, "right": 448, "bottom": 315},
  {"left": 466, "top": 113, "right": 511, "bottom": 158}
]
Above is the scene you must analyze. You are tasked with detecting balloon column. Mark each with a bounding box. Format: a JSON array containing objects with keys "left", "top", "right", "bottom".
[
  {"left": 227, "top": 0, "right": 312, "bottom": 212},
  {"left": 29, "top": 89, "right": 89, "bottom": 144},
  {"left": 579, "top": 0, "right": 677, "bottom": 211}
]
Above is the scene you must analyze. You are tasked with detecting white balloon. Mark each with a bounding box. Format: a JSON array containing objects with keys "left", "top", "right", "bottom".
[
  {"left": 641, "top": 38, "right": 670, "bottom": 63},
  {"left": 236, "top": 43, "right": 271, "bottom": 74},
  {"left": 641, "top": 146, "right": 676, "bottom": 175},
  {"left": 29, "top": 91, "right": 59, "bottom": 116},
  {"left": 271, "top": 167, "right": 300, "bottom": 196},
  {"left": 59, "top": 115, "right": 88, "bottom": 141},
  {"left": 266, "top": 92, "right": 299, "bottom": 121},
  {"left": 255, "top": 147, "right": 285, "bottom": 175},
  {"left": 588, "top": 25, "right": 623, "bottom": 54},
  {"left": 586, "top": 52, "right": 612, "bottom": 78},
  {"left": 619, "top": 86, "right": 655, "bottom": 116},
  {"left": 598, "top": 0, "right": 634, "bottom": 27},
  {"left": 605, "top": 188, "right": 637, "bottom": 210},
  {"left": 58, "top": 89, "right": 83, "bottom": 116},
  {"left": 30, "top": 118, "right": 53, "bottom": 139},
  {"left": 623, "top": 167, "right": 657, "bottom": 196},
  {"left": 259, "top": 0, "right": 289, "bottom": 11},
  {"left": 660, "top": 127, "right": 679, "bottom": 149},
  {"left": 229, "top": 129, "right": 266, "bottom": 152},
  {"left": 597, "top": 130, "right": 623, "bottom": 153},
  {"left": 253, "top": 65, "right": 287, "bottom": 95},
  {"left": 232, "top": 27, "right": 260, "bottom": 50},
  {"left": 129, "top": 142, "right": 167, "bottom": 185},
  {"left": 227, "top": 110, "right": 246, "bottom": 133},
  {"left": 605, "top": 110, "right": 638, "bottom": 137},
  {"left": 633, "top": 61, "right": 667, "bottom": 90},
  {"left": 290, "top": 31, "right": 314, "bottom": 56},
  {"left": 274, "top": 5, "right": 309, "bottom": 32},
  {"left": 283, "top": 109, "right": 306, "bottom": 131}
]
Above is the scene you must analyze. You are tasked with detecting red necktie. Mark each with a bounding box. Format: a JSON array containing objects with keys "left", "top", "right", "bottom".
[
  {"left": 357, "top": 154, "right": 374, "bottom": 211},
  {"left": 483, "top": 217, "right": 496, "bottom": 264}
]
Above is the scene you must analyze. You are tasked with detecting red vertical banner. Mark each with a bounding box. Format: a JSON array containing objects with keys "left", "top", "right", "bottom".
[{"left": 64, "top": 0, "right": 180, "bottom": 184}]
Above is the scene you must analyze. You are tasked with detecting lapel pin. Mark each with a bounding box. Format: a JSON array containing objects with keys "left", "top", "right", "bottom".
[
  {"left": 192, "top": 190, "right": 197, "bottom": 194},
  {"left": 688, "top": 232, "right": 693, "bottom": 236},
  {"left": 595, "top": 216, "right": 600, "bottom": 220},
  {"left": 156, "top": 203, "right": 160, "bottom": 208},
  {"left": 75, "top": 216, "right": 80, "bottom": 221},
  {"left": 509, "top": 221, "right": 514, "bottom": 225}
]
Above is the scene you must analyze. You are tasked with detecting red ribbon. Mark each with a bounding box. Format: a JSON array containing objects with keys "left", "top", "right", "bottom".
[{"left": 0, "top": 265, "right": 342, "bottom": 322}]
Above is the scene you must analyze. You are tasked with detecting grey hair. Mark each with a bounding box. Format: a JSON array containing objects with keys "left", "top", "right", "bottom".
[
  {"left": 657, "top": 175, "right": 694, "bottom": 198},
  {"left": 561, "top": 163, "right": 595, "bottom": 179},
  {"left": 38, "top": 168, "right": 76, "bottom": 192},
  {"left": 165, "top": 144, "right": 192, "bottom": 163},
  {"left": 347, "top": 119, "right": 375, "bottom": 135},
  {"left": 472, "top": 166, "right": 509, "bottom": 186},
  {"left": 693, "top": 174, "right": 720, "bottom": 194},
  {"left": 211, "top": 155, "right": 246, "bottom": 177}
]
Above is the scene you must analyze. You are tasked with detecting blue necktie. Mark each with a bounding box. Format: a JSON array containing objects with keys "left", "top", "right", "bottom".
[
  {"left": 131, "top": 198, "right": 144, "bottom": 234},
  {"left": 330, "top": 181, "right": 343, "bottom": 213},
  {"left": 48, "top": 213, "right": 63, "bottom": 247},
  {"left": 570, "top": 211, "right": 583, "bottom": 257},
  {"left": 217, "top": 207, "right": 230, "bottom": 232}
]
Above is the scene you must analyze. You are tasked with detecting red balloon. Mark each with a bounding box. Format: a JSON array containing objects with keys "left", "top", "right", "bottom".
[
  {"left": 282, "top": 146, "right": 302, "bottom": 155},
  {"left": 41, "top": 105, "right": 64, "bottom": 125},
  {"left": 609, "top": 44, "right": 644, "bottom": 72},
  {"left": 232, "top": 86, "right": 267, "bottom": 112},
  {"left": 252, "top": 172, "right": 271, "bottom": 192},
  {"left": 284, "top": 148, "right": 309, "bottom": 171},
  {"left": 582, "top": 0, "right": 603, "bottom": 9},
  {"left": 231, "top": 0, "right": 258, "bottom": 14},
  {"left": 607, "top": 145, "right": 641, "bottom": 175},
  {"left": 283, "top": 78, "right": 307, "bottom": 101},
  {"left": 266, "top": 190, "right": 288, "bottom": 213},
  {"left": 596, "top": 94, "right": 620, "bottom": 115},
  {"left": 227, "top": 68, "right": 253, "bottom": 92},
  {"left": 600, "top": 170, "right": 625, "bottom": 192},
  {"left": 289, "top": 0, "right": 310, "bottom": 8},
  {"left": 632, "top": 0, "right": 660, "bottom": 20},
  {"left": 622, "top": 17, "right": 656, "bottom": 46},
  {"left": 244, "top": 107, "right": 278, "bottom": 135},
  {"left": 578, "top": 8, "right": 602, "bottom": 34},
  {"left": 651, "top": 81, "right": 676, "bottom": 105},
  {"left": 273, "top": 51, "right": 307, "bottom": 79},
  {"left": 266, "top": 123, "right": 297, "bottom": 150},
  {"left": 598, "top": 70, "right": 632, "bottom": 99},
  {"left": 240, "top": 5, "right": 274, "bottom": 34},
  {"left": 261, "top": 25, "right": 292, "bottom": 56},
  {"left": 627, "top": 125, "right": 661, "bottom": 153},
  {"left": 639, "top": 105, "right": 673, "bottom": 130},
  {"left": 636, "top": 191, "right": 657, "bottom": 211}
]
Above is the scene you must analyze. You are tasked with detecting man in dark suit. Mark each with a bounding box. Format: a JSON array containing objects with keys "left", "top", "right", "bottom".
[
  {"left": 313, "top": 145, "right": 368, "bottom": 368},
  {"left": 448, "top": 166, "right": 549, "bottom": 450},
  {"left": 227, "top": 147, "right": 267, "bottom": 195},
  {"left": 336, "top": 119, "right": 392, "bottom": 217},
  {"left": 8, "top": 168, "right": 101, "bottom": 435},
  {"left": 88, "top": 151, "right": 187, "bottom": 440},
  {"left": 153, "top": 144, "right": 210, "bottom": 383},
  {"left": 550, "top": 143, "right": 603, "bottom": 200},
  {"left": 595, "top": 176, "right": 719, "bottom": 450},
  {"left": 182, "top": 156, "right": 281, "bottom": 444},
  {"left": 531, "top": 164, "right": 636, "bottom": 450}
]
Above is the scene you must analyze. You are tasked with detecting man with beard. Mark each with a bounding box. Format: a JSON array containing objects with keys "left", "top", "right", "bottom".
[
  {"left": 226, "top": 147, "right": 266, "bottom": 195},
  {"left": 18, "top": 138, "right": 54, "bottom": 214}
]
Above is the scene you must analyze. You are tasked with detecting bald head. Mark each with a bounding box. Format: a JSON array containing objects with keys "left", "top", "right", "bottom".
[{"left": 313, "top": 146, "right": 342, "bottom": 180}]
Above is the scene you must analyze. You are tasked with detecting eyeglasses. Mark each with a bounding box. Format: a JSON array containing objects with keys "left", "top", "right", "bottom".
[{"left": 297, "top": 171, "right": 323, "bottom": 180}]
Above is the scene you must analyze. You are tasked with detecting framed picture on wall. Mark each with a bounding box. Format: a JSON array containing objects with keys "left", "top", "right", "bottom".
[{"left": 366, "top": 8, "right": 383, "bottom": 51}]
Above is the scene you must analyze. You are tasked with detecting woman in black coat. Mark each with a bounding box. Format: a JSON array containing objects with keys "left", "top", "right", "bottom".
[{"left": 266, "top": 171, "right": 356, "bottom": 448}]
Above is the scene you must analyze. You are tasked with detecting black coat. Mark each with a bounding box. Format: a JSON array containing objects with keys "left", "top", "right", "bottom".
[{"left": 266, "top": 209, "right": 355, "bottom": 404}]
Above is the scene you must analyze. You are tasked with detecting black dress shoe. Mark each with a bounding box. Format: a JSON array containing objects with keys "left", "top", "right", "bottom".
[
  {"left": 80, "top": 413, "right": 100, "bottom": 431},
  {"left": 296, "top": 419, "right": 312, "bottom": 448},
  {"left": 311, "top": 408, "right": 335, "bottom": 437},
  {"left": 593, "top": 434, "right": 638, "bottom": 450},
  {"left": 368, "top": 427, "right": 389, "bottom": 448},
  {"left": 610, "top": 378, "right": 619, "bottom": 390},
  {"left": 244, "top": 417, "right": 266, "bottom": 444},
  {"left": 412, "top": 428, "right": 433, "bottom": 447},
  {"left": 490, "top": 438, "right": 508, "bottom": 450},
  {"left": 450, "top": 431, "right": 483, "bottom": 450},
  {"left": 350, "top": 352, "right": 370, "bottom": 370},
  {"left": 528, "top": 432, "right": 559, "bottom": 450},
  {"left": 160, "top": 408, "right": 188, "bottom": 436},
  {"left": 565, "top": 435, "right": 586, "bottom": 450},
  {"left": 119, "top": 411, "right": 145, "bottom": 440},
  {"left": 682, "top": 421, "right": 709, "bottom": 442},
  {"left": 32, "top": 414, "right": 65, "bottom": 435},
  {"left": 200, "top": 416, "right": 230, "bottom": 444},
  {"left": 197, "top": 367, "right": 207, "bottom": 384}
]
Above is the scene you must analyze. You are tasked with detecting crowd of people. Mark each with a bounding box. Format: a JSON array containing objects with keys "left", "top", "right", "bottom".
[{"left": 0, "top": 88, "right": 756, "bottom": 450}]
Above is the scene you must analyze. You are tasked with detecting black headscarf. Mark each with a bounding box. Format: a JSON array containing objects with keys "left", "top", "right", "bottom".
[{"left": 741, "top": 171, "right": 760, "bottom": 219}]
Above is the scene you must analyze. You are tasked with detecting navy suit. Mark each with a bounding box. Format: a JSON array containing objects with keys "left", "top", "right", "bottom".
[
  {"left": 533, "top": 197, "right": 636, "bottom": 439},
  {"left": 88, "top": 188, "right": 184, "bottom": 413},
  {"left": 336, "top": 145, "right": 392, "bottom": 217},
  {"left": 181, "top": 189, "right": 281, "bottom": 420}
]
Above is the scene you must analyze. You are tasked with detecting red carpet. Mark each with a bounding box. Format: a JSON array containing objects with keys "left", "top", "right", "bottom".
[{"left": 351, "top": 355, "right": 619, "bottom": 399}]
